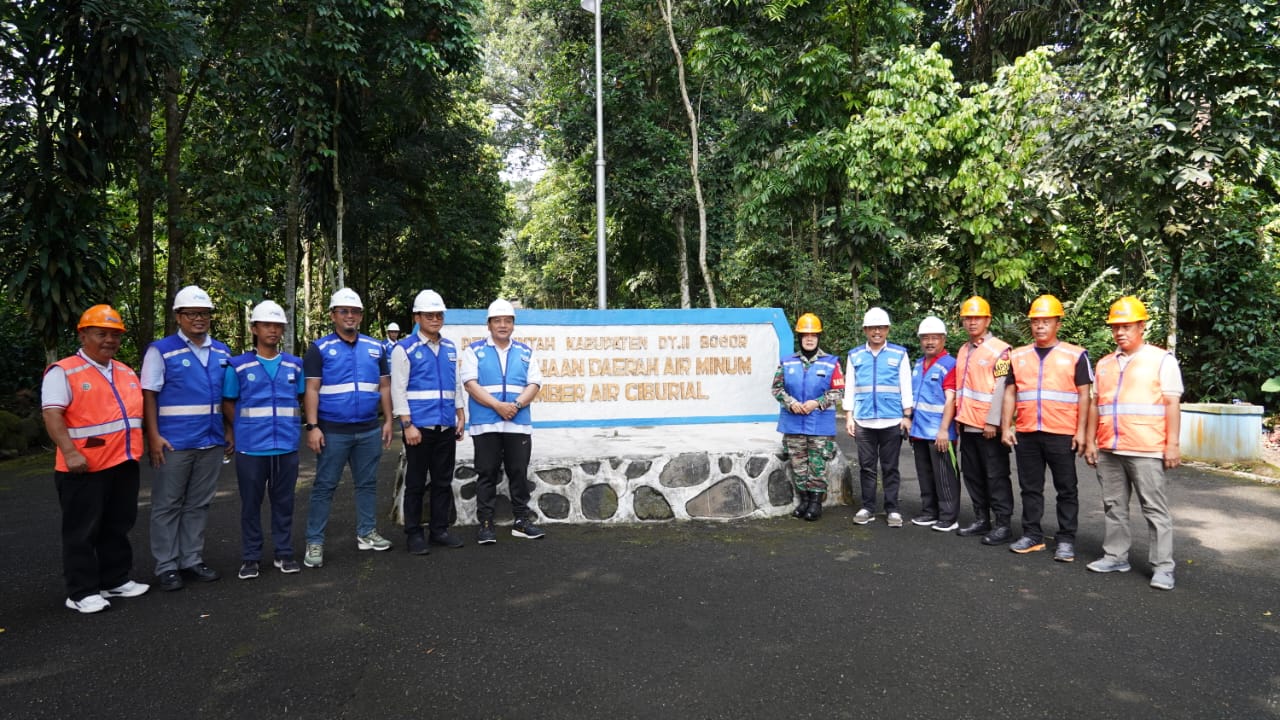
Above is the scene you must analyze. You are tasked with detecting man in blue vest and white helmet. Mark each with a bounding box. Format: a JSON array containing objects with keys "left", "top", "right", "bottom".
[
  {"left": 461, "top": 298, "right": 545, "bottom": 544},
  {"left": 302, "top": 287, "right": 395, "bottom": 568},
  {"left": 222, "top": 300, "right": 306, "bottom": 579},
  {"left": 908, "top": 316, "right": 962, "bottom": 532},
  {"left": 844, "top": 307, "right": 914, "bottom": 527},
  {"left": 142, "top": 284, "right": 232, "bottom": 591},
  {"left": 390, "top": 289, "right": 466, "bottom": 555}
]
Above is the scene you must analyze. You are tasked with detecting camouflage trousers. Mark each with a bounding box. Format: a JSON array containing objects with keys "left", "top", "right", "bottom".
[{"left": 783, "top": 434, "right": 836, "bottom": 493}]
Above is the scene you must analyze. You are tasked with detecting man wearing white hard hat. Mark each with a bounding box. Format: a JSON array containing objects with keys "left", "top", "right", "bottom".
[
  {"left": 390, "top": 290, "right": 466, "bottom": 554},
  {"left": 301, "top": 288, "right": 396, "bottom": 568},
  {"left": 141, "top": 284, "right": 232, "bottom": 591},
  {"left": 460, "top": 299, "right": 546, "bottom": 544},
  {"left": 222, "top": 301, "right": 306, "bottom": 579},
  {"left": 907, "top": 316, "right": 962, "bottom": 532},
  {"left": 843, "top": 307, "right": 914, "bottom": 527},
  {"left": 383, "top": 322, "right": 401, "bottom": 358}
]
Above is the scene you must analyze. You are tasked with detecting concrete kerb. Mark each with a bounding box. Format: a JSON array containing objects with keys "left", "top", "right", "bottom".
[{"left": 389, "top": 422, "right": 855, "bottom": 526}]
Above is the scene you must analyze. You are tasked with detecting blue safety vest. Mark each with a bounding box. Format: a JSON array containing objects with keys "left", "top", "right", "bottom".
[
  {"left": 229, "top": 352, "right": 302, "bottom": 454},
  {"left": 313, "top": 333, "right": 384, "bottom": 423},
  {"left": 151, "top": 334, "right": 230, "bottom": 449},
  {"left": 400, "top": 336, "right": 459, "bottom": 427},
  {"left": 776, "top": 352, "right": 840, "bottom": 436},
  {"left": 847, "top": 342, "right": 908, "bottom": 421},
  {"left": 468, "top": 339, "right": 533, "bottom": 427},
  {"left": 910, "top": 353, "right": 957, "bottom": 441}
]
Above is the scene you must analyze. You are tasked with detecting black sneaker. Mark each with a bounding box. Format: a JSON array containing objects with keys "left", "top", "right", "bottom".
[
  {"left": 429, "top": 531, "right": 465, "bottom": 549},
  {"left": 512, "top": 517, "right": 546, "bottom": 540},
  {"left": 407, "top": 533, "right": 430, "bottom": 556},
  {"left": 181, "top": 563, "right": 221, "bottom": 582},
  {"left": 157, "top": 570, "right": 184, "bottom": 592},
  {"left": 273, "top": 558, "right": 301, "bottom": 574},
  {"left": 477, "top": 520, "right": 497, "bottom": 545},
  {"left": 911, "top": 514, "right": 938, "bottom": 526},
  {"left": 237, "top": 561, "right": 260, "bottom": 580}
]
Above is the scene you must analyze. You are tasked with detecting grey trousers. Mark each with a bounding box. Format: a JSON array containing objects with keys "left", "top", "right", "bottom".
[
  {"left": 150, "top": 447, "right": 223, "bottom": 575},
  {"left": 1095, "top": 451, "right": 1174, "bottom": 573}
]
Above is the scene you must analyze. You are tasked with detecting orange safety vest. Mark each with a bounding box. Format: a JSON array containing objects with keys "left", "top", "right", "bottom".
[
  {"left": 1011, "top": 342, "right": 1086, "bottom": 435},
  {"left": 48, "top": 355, "right": 144, "bottom": 473},
  {"left": 1094, "top": 344, "right": 1172, "bottom": 453},
  {"left": 955, "top": 335, "right": 1010, "bottom": 429}
]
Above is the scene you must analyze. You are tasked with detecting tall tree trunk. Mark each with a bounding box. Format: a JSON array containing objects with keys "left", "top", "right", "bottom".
[
  {"left": 136, "top": 104, "right": 156, "bottom": 348},
  {"left": 1166, "top": 240, "right": 1180, "bottom": 357},
  {"left": 163, "top": 68, "right": 183, "bottom": 336},
  {"left": 332, "top": 79, "right": 345, "bottom": 289},
  {"left": 660, "top": 0, "right": 716, "bottom": 308},
  {"left": 675, "top": 209, "right": 691, "bottom": 308},
  {"left": 284, "top": 7, "right": 316, "bottom": 354}
]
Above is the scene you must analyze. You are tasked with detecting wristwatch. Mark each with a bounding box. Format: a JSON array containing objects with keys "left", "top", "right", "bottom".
[
  {"left": 513, "top": 400, "right": 524, "bottom": 410},
  {"left": 304, "top": 423, "right": 318, "bottom": 431}
]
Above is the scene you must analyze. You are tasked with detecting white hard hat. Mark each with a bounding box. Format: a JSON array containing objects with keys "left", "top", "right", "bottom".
[
  {"left": 386, "top": 322, "right": 401, "bottom": 332},
  {"left": 917, "top": 316, "right": 946, "bottom": 335},
  {"left": 413, "top": 290, "right": 447, "bottom": 313},
  {"left": 329, "top": 287, "right": 363, "bottom": 309},
  {"left": 250, "top": 300, "right": 287, "bottom": 324},
  {"left": 487, "top": 298, "right": 516, "bottom": 319},
  {"left": 863, "top": 307, "right": 891, "bottom": 327},
  {"left": 173, "top": 285, "right": 214, "bottom": 310}
]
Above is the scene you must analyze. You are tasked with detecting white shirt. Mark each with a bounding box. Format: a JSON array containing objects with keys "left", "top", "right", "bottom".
[
  {"left": 140, "top": 330, "right": 213, "bottom": 392},
  {"left": 459, "top": 334, "right": 544, "bottom": 436},
  {"left": 389, "top": 331, "right": 465, "bottom": 420}
]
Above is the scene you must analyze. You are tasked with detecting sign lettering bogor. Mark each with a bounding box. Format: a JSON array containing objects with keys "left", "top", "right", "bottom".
[{"left": 441, "top": 308, "right": 792, "bottom": 428}]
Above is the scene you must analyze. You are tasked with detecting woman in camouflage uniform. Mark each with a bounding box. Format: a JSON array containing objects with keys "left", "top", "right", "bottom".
[{"left": 772, "top": 313, "right": 845, "bottom": 521}]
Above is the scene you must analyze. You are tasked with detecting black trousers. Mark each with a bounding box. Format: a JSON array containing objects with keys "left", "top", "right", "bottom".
[
  {"left": 403, "top": 427, "right": 459, "bottom": 535},
  {"left": 1014, "top": 431, "right": 1079, "bottom": 542},
  {"left": 472, "top": 432, "right": 532, "bottom": 522},
  {"left": 959, "top": 431, "right": 1014, "bottom": 525},
  {"left": 911, "top": 438, "right": 961, "bottom": 525},
  {"left": 855, "top": 425, "right": 903, "bottom": 512},
  {"left": 56, "top": 460, "right": 140, "bottom": 600}
]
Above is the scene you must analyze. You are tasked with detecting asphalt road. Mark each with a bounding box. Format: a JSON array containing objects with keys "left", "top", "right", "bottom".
[{"left": 1, "top": 435, "right": 1278, "bottom": 720}]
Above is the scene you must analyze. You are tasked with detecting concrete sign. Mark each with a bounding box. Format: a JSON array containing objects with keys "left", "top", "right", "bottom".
[{"left": 440, "top": 308, "right": 792, "bottom": 428}]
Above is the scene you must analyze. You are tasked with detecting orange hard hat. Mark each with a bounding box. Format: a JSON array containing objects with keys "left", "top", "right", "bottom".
[
  {"left": 959, "top": 295, "right": 991, "bottom": 318},
  {"left": 1106, "top": 296, "right": 1149, "bottom": 324},
  {"left": 794, "top": 313, "right": 823, "bottom": 333},
  {"left": 1028, "top": 295, "right": 1065, "bottom": 318},
  {"left": 77, "top": 304, "right": 126, "bottom": 332}
]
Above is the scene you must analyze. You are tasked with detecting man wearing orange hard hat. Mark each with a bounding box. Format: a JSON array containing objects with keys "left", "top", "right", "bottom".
[
  {"left": 1084, "top": 296, "right": 1183, "bottom": 591},
  {"left": 952, "top": 295, "right": 1016, "bottom": 545},
  {"left": 1000, "top": 295, "right": 1093, "bottom": 563},
  {"left": 42, "top": 305, "right": 150, "bottom": 614}
]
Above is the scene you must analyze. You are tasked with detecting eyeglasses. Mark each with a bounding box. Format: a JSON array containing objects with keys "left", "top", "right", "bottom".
[
  {"left": 178, "top": 310, "right": 212, "bottom": 320},
  {"left": 333, "top": 308, "right": 363, "bottom": 316}
]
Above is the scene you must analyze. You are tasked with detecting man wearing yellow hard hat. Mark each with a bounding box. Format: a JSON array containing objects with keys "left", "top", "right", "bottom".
[
  {"left": 1084, "top": 296, "right": 1183, "bottom": 591},
  {"left": 42, "top": 305, "right": 150, "bottom": 613},
  {"left": 1000, "top": 295, "right": 1093, "bottom": 563},
  {"left": 953, "top": 295, "right": 1016, "bottom": 545},
  {"left": 773, "top": 313, "right": 845, "bottom": 521}
]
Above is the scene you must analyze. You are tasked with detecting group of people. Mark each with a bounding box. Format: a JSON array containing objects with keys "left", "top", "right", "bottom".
[
  {"left": 43, "top": 286, "right": 545, "bottom": 614},
  {"left": 773, "top": 294, "right": 1183, "bottom": 592}
]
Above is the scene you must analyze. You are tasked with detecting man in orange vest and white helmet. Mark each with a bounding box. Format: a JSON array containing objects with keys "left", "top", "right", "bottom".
[
  {"left": 952, "top": 295, "right": 1016, "bottom": 545},
  {"left": 1000, "top": 295, "right": 1093, "bottom": 562},
  {"left": 1084, "top": 296, "right": 1182, "bottom": 591},
  {"left": 42, "top": 305, "right": 151, "bottom": 614}
]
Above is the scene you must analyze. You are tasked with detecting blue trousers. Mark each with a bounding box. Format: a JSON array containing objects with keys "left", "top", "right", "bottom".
[
  {"left": 236, "top": 451, "right": 299, "bottom": 560},
  {"left": 306, "top": 427, "right": 383, "bottom": 544}
]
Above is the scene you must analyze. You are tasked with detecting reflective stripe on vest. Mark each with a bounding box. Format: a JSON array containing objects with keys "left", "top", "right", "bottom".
[
  {"left": 399, "top": 336, "right": 459, "bottom": 428},
  {"left": 955, "top": 336, "right": 1009, "bottom": 428},
  {"left": 230, "top": 352, "right": 303, "bottom": 453},
  {"left": 847, "top": 343, "right": 908, "bottom": 421},
  {"left": 468, "top": 339, "right": 533, "bottom": 427},
  {"left": 910, "top": 353, "right": 957, "bottom": 441},
  {"left": 49, "top": 355, "right": 144, "bottom": 472},
  {"left": 151, "top": 334, "right": 230, "bottom": 449},
  {"left": 315, "top": 334, "right": 384, "bottom": 423},
  {"left": 1094, "top": 344, "right": 1172, "bottom": 453},
  {"left": 1011, "top": 343, "right": 1084, "bottom": 435}
]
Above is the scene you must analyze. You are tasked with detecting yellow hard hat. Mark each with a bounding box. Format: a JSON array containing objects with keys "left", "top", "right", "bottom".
[
  {"left": 794, "top": 313, "right": 822, "bottom": 333},
  {"left": 959, "top": 295, "right": 991, "bottom": 318},
  {"left": 1028, "top": 294, "right": 1065, "bottom": 318},
  {"left": 1106, "top": 296, "right": 1149, "bottom": 324},
  {"left": 77, "top": 304, "right": 126, "bottom": 332}
]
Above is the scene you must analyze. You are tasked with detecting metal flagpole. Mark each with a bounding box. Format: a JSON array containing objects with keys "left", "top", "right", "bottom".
[{"left": 593, "top": 0, "right": 606, "bottom": 309}]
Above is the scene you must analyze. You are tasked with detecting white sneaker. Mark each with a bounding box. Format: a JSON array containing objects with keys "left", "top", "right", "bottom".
[
  {"left": 887, "top": 512, "right": 904, "bottom": 528},
  {"left": 66, "top": 595, "right": 111, "bottom": 614},
  {"left": 100, "top": 580, "right": 150, "bottom": 598},
  {"left": 853, "top": 509, "right": 874, "bottom": 525}
]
